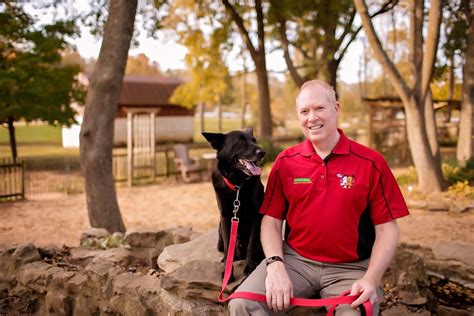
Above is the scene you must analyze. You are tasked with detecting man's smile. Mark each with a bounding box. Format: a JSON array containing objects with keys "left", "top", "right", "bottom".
[{"left": 308, "top": 124, "right": 324, "bottom": 130}]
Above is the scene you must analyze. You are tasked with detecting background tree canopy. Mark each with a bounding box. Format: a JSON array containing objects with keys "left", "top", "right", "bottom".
[{"left": 0, "top": 3, "right": 85, "bottom": 160}]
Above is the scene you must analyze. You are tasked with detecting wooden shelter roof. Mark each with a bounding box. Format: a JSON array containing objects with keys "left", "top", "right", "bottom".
[
  {"left": 362, "top": 97, "right": 461, "bottom": 110},
  {"left": 118, "top": 75, "right": 183, "bottom": 106}
]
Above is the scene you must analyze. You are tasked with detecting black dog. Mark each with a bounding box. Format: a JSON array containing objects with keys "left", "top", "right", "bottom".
[{"left": 202, "top": 128, "right": 265, "bottom": 280}]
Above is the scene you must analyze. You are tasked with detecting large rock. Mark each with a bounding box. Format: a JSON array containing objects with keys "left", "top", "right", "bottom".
[
  {"left": 160, "top": 260, "right": 246, "bottom": 301},
  {"left": 384, "top": 248, "right": 438, "bottom": 313},
  {"left": 158, "top": 230, "right": 222, "bottom": 273},
  {"left": 433, "top": 242, "right": 474, "bottom": 267}
]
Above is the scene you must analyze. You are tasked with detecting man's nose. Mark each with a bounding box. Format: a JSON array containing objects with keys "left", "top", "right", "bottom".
[{"left": 308, "top": 110, "right": 318, "bottom": 122}]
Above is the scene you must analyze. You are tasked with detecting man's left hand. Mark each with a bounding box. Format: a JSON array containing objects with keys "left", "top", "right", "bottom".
[{"left": 349, "top": 277, "right": 379, "bottom": 309}]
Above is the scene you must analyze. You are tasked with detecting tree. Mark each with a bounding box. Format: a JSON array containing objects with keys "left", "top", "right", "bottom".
[
  {"left": 222, "top": 0, "right": 273, "bottom": 140},
  {"left": 79, "top": 0, "right": 138, "bottom": 233},
  {"left": 355, "top": 0, "right": 446, "bottom": 193},
  {"left": 166, "top": 0, "right": 233, "bottom": 133},
  {"left": 455, "top": 0, "right": 473, "bottom": 165},
  {"left": 0, "top": 3, "right": 85, "bottom": 161},
  {"left": 268, "top": 0, "right": 397, "bottom": 90},
  {"left": 125, "top": 53, "right": 162, "bottom": 76}
]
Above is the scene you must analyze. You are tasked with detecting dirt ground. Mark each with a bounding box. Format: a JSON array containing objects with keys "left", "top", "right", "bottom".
[{"left": 0, "top": 179, "right": 473, "bottom": 251}]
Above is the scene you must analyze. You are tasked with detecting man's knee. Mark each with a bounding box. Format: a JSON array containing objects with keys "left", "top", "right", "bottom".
[{"left": 228, "top": 298, "right": 267, "bottom": 316}]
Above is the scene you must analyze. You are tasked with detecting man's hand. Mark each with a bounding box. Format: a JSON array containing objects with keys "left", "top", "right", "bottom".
[
  {"left": 265, "top": 261, "right": 293, "bottom": 312},
  {"left": 350, "top": 277, "right": 379, "bottom": 309}
]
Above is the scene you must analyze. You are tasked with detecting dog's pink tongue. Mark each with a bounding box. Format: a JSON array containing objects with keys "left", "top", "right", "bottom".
[{"left": 244, "top": 161, "right": 262, "bottom": 176}]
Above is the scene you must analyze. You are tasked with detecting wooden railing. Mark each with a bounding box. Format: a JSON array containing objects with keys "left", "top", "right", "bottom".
[{"left": 0, "top": 158, "right": 25, "bottom": 201}]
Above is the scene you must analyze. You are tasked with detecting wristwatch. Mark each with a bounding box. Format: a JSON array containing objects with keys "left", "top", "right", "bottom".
[{"left": 266, "top": 256, "right": 284, "bottom": 266}]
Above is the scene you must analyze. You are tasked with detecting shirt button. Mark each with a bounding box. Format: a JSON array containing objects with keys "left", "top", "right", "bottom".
[
  {"left": 321, "top": 163, "right": 325, "bottom": 166},
  {"left": 321, "top": 175, "right": 325, "bottom": 179}
]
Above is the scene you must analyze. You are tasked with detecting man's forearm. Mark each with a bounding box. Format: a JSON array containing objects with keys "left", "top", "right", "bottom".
[
  {"left": 364, "top": 220, "right": 400, "bottom": 284},
  {"left": 261, "top": 215, "right": 284, "bottom": 258}
]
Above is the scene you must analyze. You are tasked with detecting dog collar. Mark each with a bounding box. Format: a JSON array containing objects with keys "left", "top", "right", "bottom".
[{"left": 222, "top": 176, "right": 238, "bottom": 191}]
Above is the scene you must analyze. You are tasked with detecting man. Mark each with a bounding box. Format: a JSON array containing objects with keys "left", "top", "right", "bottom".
[{"left": 229, "top": 80, "right": 409, "bottom": 315}]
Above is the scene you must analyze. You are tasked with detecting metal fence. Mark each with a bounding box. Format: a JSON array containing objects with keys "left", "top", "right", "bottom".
[{"left": 0, "top": 158, "right": 25, "bottom": 201}]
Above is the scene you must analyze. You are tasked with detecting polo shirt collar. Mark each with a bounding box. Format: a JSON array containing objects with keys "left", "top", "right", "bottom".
[{"left": 300, "top": 129, "right": 351, "bottom": 157}]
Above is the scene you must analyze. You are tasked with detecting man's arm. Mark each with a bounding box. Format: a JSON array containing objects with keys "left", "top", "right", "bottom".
[
  {"left": 350, "top": 220, "right": 400, "bottom": 307},
  {"left": 261, "top": 215, "right": 293, "bottom": 312}
]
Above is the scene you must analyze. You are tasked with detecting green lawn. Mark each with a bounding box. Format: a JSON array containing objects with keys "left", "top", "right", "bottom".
[{"left": 0, "top": 124, "right": 62, "bottom": 144}]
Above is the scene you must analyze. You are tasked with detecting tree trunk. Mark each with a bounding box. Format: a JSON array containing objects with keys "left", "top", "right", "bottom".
[
  {"left": 255, "top": 55, "right": 272, "bottom": 140},
  {"left": 241, "top": 71, "right": 247, "bottom": 129},
  {"left": 457, "top": 2, "right": 474, "bottom": 164},
  {"left": 222, "top": 0, "right": 272, "bottom": 140},
  {"left": 355, "top": 0, "right": 446, "bottom": 193},
  {"left": 79, "top": 0, "right": 137, "bottom": 233},
  {"left": 7, "top": 117, "right": 17, "bottom": 162},
  {"left": 199, "top": 102, "right": 205, "bottom": 133},
  {"left": 405, "top": 97, "right": 445, "bottom": 192},
  {"left": 424, "top": 89, "right": 441, "bottom": 163},
  {"left": 217, "top": 102, "right": 222, "bottom": 132}
]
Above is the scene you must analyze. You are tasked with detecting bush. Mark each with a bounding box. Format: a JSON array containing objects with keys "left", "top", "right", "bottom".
[
  {"left": 259, "top": 140, "right": 285, "bottom": 165},
  {"left": 442, "top": 159, "right": 474, "bottom": 186}
]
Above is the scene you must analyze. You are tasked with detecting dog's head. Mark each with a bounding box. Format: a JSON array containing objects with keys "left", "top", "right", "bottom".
[{"left": 202, "top": 128, "right": 265, "bottom": 177}]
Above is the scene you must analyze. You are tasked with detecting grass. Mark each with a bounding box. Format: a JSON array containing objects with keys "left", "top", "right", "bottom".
[{"left": 0, "top": 124, "right": 62, "bottom": 144}]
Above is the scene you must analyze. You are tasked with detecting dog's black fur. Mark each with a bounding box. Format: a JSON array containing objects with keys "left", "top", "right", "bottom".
[{"left": 202, "top": 128, "right": 265, "bottom": 280}]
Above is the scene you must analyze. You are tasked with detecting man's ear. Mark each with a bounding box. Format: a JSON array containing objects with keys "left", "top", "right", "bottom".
[
  {"left": 245, "top": 127, "right": 254, "bottom": 137},
  {"left": 202, "top": 132, "right": 226, "bottom": 150}
]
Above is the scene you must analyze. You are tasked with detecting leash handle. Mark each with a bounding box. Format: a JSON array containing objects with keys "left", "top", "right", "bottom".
[{"left": 217, "top": 218, "right": 373, "bottom": 316}]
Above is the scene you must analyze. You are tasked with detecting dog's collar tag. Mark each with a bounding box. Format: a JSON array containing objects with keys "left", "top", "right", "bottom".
[{"left": 222, "top": 176, "right": 238, "bottom": 191}]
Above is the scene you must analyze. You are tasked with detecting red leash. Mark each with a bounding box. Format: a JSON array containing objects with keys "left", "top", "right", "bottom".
[{"left": 217, "top": 218, "right": 373, "bottom": 316}]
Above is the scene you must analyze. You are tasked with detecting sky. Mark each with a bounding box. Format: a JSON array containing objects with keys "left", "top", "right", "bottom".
[
  {"left": 73, "top": 24, "right": 366, "bottom": 85},
  {"left": 28, "top": 1, "right": 374, "bottom": 85}
]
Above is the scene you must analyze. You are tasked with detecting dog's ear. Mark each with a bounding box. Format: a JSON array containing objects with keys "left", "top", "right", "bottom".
[
  {"left": 202, "top": 132, "right": 225, "bottom": 150},
  {"left": 245, "top": 127, "right": 254, "bottom": 137}
]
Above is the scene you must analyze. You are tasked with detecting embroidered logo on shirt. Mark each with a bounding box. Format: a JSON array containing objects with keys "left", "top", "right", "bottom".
[
  {"left": 294, "top": 177, "right": 312, "bottom": 184},
  {"left": 337, "top": 174, "right": 355, "bottom": 189}
]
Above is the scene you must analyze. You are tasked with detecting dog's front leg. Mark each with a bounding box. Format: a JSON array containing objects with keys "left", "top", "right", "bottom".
[
  {"left": 244, "top": 214, "right": 264, "bottom": 275},
  {"left": 219, "top": 216, "right": 234, "bottom": 281}
]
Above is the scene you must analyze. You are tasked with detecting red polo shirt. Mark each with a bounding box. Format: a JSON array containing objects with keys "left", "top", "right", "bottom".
[{"left": 260, "top": 130, "right": 409, "bottom": 263}]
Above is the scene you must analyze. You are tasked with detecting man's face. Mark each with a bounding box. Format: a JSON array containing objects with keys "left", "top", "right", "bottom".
[{"left": 296, "top": 85, "right": 339, "bottom": 145}]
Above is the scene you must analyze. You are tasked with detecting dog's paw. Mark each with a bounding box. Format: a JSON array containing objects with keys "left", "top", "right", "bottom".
[{"left": 221, "top": 269, "right": 235, "bottom": 283}]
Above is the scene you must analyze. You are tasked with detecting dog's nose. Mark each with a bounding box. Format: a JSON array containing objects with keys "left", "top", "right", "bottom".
[{"left": 256, "top": 149, "right": 265, "bottom": 160}]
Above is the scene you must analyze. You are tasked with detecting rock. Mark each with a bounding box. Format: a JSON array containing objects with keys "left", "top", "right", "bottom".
[
  {"left": 45, "top": 290, "right": 70, "bottom": 314},
  {"left": 406, "top": 199, "right": 427, "bottom": 210},
  {"left": 381, "top": 304, "right": 430, "bottom": 316},
  {"left": 109, "top": 294, "right": 149, "bottom": 316},
  {"left": 433, "top": 242, "right": 474, "bottom": 267},
  {"left": 126, "top": 227, "right": 195, "bottom": 270},
  {"left": 11, "top": 243, "right": 41, "bottom": 270},
  {"left": 438, "top": 306, "right": 473, "bottom": 316},
  {"left": 384, "top": 248, "right": 438, "bottom": 313},
  {"left": 158, "top": 287, "right": 227, "bottom": 316},
  {"left": 125, "top": 230, "right": 167, "bottom": 248},
  {"left": 80, "top": 227, "right": 110, "bottom": 244},
  {"left": 158, "top": 230, "right": 222, "bottom": 273},
  {"left": 66, "top": 273, "right": 88, "bottom": 294},
  {"left": 425, "top": 197, "right": 450, "bottom": 211},
  {"left": 16, "top": 261, "right": 62, "bottom": 293},
  {"left": 449, "top": 199, "right": 470, "bottom": 213}
]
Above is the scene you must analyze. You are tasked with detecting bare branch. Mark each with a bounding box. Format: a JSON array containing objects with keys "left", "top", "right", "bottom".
[
  {"left": 221, "top": 0, "right": 258, "bottom": 60},
  {"left": 421, "top": 0, "right": 442, "bottom": 103},
  {"left": 354, "top": 0, "right": 411, "bottom": 106}
]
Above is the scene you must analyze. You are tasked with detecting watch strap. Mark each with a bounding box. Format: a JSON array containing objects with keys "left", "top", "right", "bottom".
[{"left": 266, "top": 255, "right": 284, "bottom": 266}]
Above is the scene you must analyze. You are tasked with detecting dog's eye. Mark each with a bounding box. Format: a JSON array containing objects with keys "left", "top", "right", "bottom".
[{"left": 252, "top": 138, "right": 256, "bottom": 143}]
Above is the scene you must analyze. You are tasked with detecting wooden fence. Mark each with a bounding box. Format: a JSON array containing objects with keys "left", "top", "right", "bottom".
[
  {"left": 0, "top": 137, "right": 301, "bottom": 200},
  {"left": 0, "top": 158, "right": 25, "bottom": 201}
]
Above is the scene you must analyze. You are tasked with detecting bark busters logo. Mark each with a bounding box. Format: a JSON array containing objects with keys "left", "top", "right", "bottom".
[{"left": 337, "top": 174, "right": 355, "bottom": 189}]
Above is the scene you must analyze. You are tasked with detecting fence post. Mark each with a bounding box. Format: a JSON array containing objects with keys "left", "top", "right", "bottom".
[{"left": 21, "top": 160, "right": 25, "bottom": 200}]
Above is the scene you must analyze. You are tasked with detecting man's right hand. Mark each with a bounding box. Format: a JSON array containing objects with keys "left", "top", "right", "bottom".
[{"left": 265, "top": 261, "right": 293, "bottom": 312}]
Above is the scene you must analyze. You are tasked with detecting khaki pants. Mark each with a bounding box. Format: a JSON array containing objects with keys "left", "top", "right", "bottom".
[{"left": 228, "top": 243, "right": 382, "bottom": 316}]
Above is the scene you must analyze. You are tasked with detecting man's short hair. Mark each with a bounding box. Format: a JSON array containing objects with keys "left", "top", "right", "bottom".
[{"left": 296, "top": 80, "right": 337, "bottom": 106}]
